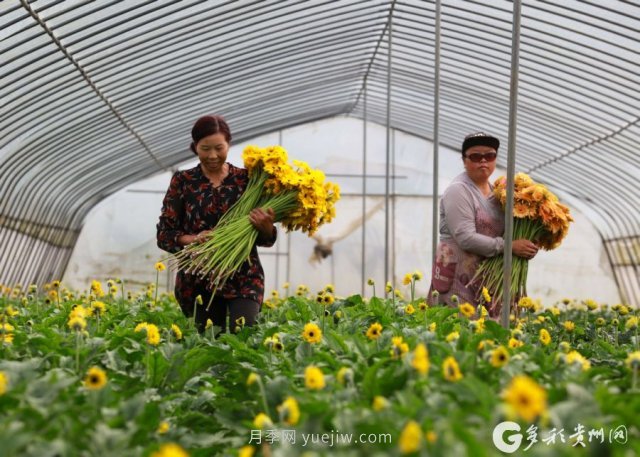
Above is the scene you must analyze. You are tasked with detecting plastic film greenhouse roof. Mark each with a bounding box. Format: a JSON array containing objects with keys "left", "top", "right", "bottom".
[{"left": 1, "top": 0, "right": 639, "bottom": 292}]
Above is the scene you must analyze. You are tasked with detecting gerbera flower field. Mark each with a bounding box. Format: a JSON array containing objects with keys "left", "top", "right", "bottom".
[
  {"left": 2, "top": 2, "right": 640, "bottom": 457},
  {"left": 1, "top": 276, "right": 638, "bottom": 456}
]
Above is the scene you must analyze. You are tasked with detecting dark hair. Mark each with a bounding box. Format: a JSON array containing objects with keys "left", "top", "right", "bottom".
[{"left": 190, "top": 115, "right": 232, "bottom": 154}]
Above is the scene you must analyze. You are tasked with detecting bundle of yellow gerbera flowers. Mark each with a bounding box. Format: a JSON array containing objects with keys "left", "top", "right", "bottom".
[
  {"left": 475, "top": 172, "right": 573, "bottom": 306},
  {"left": 175, "top": 145, "right": 340, "bottom": 298}
]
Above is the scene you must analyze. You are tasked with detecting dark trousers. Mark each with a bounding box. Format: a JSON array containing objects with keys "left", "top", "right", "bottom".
[{"left": 178, "top": 293, "right": 260, "bottom": 334}]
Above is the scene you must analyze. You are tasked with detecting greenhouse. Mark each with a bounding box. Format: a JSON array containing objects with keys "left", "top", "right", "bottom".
[{"left": 0, "top": 1, "right": 639, "bottom": 456}]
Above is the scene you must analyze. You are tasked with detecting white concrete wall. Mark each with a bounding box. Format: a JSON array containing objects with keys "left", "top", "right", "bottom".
[{"left": 63, "top": 117, "right": 621, "bottom": 305}]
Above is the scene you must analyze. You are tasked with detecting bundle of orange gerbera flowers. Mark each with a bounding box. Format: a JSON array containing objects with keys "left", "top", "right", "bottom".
[{"left": 475, "top": 173, "right": 573, "bottom": 306}]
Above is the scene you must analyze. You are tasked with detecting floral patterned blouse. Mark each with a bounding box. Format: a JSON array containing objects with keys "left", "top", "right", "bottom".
[{"left": 157, "top": 163, "right": 276, "bottom": 304}]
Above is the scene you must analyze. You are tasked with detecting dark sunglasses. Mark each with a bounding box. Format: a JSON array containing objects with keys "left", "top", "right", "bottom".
[{"left": 465, "top": 152, "right": 497, "bottom": 163}]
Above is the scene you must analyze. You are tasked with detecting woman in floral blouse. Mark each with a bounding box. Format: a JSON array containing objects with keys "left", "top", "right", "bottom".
[{"left": 157, "top": 115, "right": 276, "bottom": 333}]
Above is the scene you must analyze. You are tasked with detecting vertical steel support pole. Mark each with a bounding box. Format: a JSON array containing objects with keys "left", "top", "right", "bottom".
[
  {"left": 384, "top": 10, "right": 393, "bottom": 287},
  {"left": 392, "top": 130, "right": 397, "bottom": 284},
  {"left": 501, "top": 0, "right": 522, "bottom": 328},
  {"left": 275, "top": 129, "right": 283, "bottom": 292},
  {"left": 361, "top": 85, "right": 368, "bottom": 296},
  {"left": 432, "top": 0, "right": 442, "bottom": 264}
]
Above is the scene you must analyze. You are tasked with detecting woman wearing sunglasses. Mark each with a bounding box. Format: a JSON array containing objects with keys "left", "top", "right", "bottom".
[{"left": 429, "top": 132, "right": 538, "bottom": 316}]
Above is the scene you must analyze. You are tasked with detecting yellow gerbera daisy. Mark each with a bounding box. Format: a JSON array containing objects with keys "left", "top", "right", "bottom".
[
  {"left": 502, "top": 375, "right": 547, "bottom": 422},
  {"left": 366, "top": 322, "right": 383, "bottom": 340},
  {"left": 1, "top": 322, "right": 15, "bottom": 334},
  {"left": 446, "top": 331, "right": 459, "bottom": 343},
  {"left": 442, "top": 356, "right": 463, "bottom": 382},
  {"left": 304, "top": 365, "right": 326, "bottom": 390},
  {"left": 84, "top": 366, "right": 107, "bottom": 390},
  {"left": 0, "top": 371, "right": 8, "bottom": 396},
  {"left": 626, "top": 351, "right": 640, "bottom": 370},
  {"left": 565, "top": 350, "right": 591, "bottom": 371},
  {"left": 390, "top": 336, "right": 409, "bottom": 359},
  {"left": 539, "top": 328, "right": 551, "bottom": 346},
  {"left": 399, "top": 420, "right": 422, "bottom": 454},
  {"left": 322, "top": 294, "right": 335, "bottom": 305},
  {"left": 584, "top": 299, "right": 598, "bottom": 311},
  {"left": 302, "top": 323, "right": 322, "bottom": 344},
  {"left": 411, "top": 343, "right": 430, "bottom": 375},
  {"left": 253, "top": 412, "right": 273, "bottom": 429},
  {"left": 372, "top": 395, "right": 389, "bottom": 411},
  {"left": 490, "top": 346, "right": 509, "bottom": 368},
  {"left": 157, "top": 421, "right": 170, "bottom": 434},
  {"left": 69, "top": 305, "right": 88, "bottom": 320},
  {"left": 4, "top": 306, "right": 19, "bottom": 317},
  {"left": 471, "top": 317, "right": 485, "bottom": 334},
  {"left": 238, "top": 446, "right": 255, "bottom": 457},
  {"left": 508, "top": 338, "right": 524, "bottom": 349},
  {"left": 134, "top": 322, "right": 148, "bottom": 332},
  {"left": 171, "top": 324, "right": 183, "bottom": 341},
  {"left": 91, "top": 301, "right": 106, "bottom": 317},
  {"left": 68, "top": 316, "right": 87, "bottom": 332},
  {"left": 336, "top": 366, "right": 353, "bottom": 385},
  {"left": 145, "top": 324, "right": 161, "bottom": 346},
  {"left": 518, "top": 296, "right": 534, "bottom": 310},
  {"left": 246, "top": 373, "right": 260, "bottom": 386},
  {"left": 459, "top": 303, "right": 475, "bottom": 318},
  {"left": 277, "top": 396, "right": 300, "bottom": 425},
  {"left": 150, "top": 443, "right": 189, "bottom": 457}
]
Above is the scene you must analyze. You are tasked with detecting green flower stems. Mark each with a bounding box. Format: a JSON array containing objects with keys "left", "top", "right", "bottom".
[
  {"left": 475, "top": 218, "right": 546, "bottom": 305},
  {"left": 256, "top": 376, "right": 271, "bottom": 417},
  {"left": 175, "top": 168, "right": 302, "bottom": 306},
  {"left": 154, "top": 270, "right": 159, "bottom": 306},
  {"left": 145, "top": 345, "right": 151, "bottom": 385},
  {"left": 192, "top": 299, "right": 198, "bottom": 330},
  {"left": 75, "top": 331, "right": 82, "bottom": 373}
]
